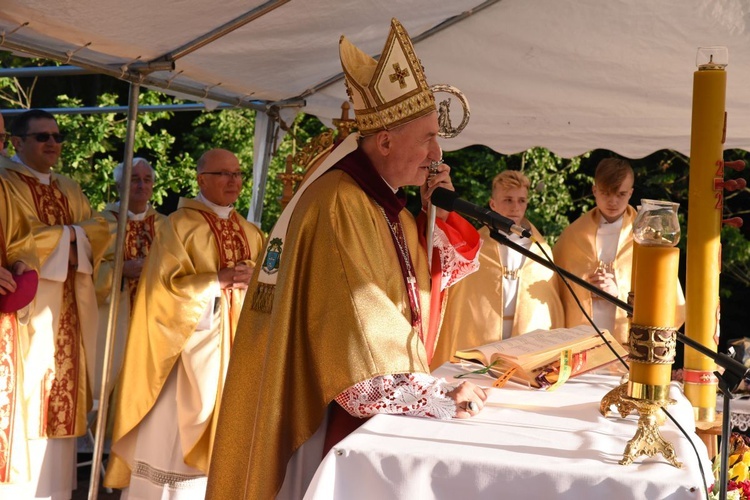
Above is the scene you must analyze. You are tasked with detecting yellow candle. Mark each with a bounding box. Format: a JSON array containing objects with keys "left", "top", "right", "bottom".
[
  {"left": 628, "top": 241, "right": 641, "bottom": 307},
  {"left": 629, "top": 245, "right": 679, "bottom": 389},
  {"left": 684, "top": 61, "right": 725, "bottom": 420}
]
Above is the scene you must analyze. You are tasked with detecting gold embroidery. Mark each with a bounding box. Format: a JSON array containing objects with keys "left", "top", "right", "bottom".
[
  {"left": 389, "top": 63, "right": 410, "bottom": 88},
  {"left": 199, "top": 212, "right": 253, "bottom": 268},
  {"left": 123, "top": 215, "right": 156, "bottom": 307},
  {"left": 0, "top": 312, "right": 18, "bottom": 482},
  {"left": 500, "top": 265, "right": 520, "bottom": 280},
  {"left": 46, "top": 274, "right": 80, "bottom": 436},
  {"left": 17, "top": 174, "right": 81, "bottom": 437}
]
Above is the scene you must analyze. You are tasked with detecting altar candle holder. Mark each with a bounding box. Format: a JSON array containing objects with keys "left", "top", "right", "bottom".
[{"left": 600, "top": 199, "right": 682, "bottom": 468}]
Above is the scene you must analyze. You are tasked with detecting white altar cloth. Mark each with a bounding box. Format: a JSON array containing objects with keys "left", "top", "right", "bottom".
[{"left": 305, "top": 363, "right": 713, "bottom": 500}]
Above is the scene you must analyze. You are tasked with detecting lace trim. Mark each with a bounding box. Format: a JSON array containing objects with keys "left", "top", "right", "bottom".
[
  {"left": 132, "top": 461, "right": 207, "bottom": 490},
  {"left": 434, "top": 225, "right": 481, "bottom": 291},
  {"left": 335, "top": 373, "right": 456, "bottom": 420}
]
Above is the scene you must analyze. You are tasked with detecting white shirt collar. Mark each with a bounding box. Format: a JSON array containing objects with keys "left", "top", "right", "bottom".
[
  {"left": 114, "top": 201, "right": 151, "bottom": 221},
  {"left": 196, "top": 193, "right": 234, "bottom": 219},
  {"left": 12, "top": 154, "right": 51, "bottom": 185}
]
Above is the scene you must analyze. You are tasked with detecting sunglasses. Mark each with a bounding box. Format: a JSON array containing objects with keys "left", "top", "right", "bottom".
[{"left": 18, "top": 132, "right": 66, "bottom": 144}]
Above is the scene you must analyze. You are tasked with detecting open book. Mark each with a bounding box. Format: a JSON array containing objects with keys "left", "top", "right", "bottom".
[{"left": 454, "top": 325, "right": 628, "bottom": 389}]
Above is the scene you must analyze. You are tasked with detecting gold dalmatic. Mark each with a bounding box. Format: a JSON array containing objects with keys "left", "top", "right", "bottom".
[{"left": 18, "top": 175, "right": 82, "bottom": 437}]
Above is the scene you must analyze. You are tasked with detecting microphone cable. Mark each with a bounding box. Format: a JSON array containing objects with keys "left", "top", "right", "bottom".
[{"left": 530, "top": 240, "right": 711, "bottom": 500}]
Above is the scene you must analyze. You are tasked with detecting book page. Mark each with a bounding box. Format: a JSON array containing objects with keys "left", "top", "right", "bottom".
[{"left": 456, "top": 325, "right": 598, "bottom": 363}]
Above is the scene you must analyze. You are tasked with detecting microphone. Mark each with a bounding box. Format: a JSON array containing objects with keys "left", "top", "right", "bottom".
[{"left": 431, "top": 187, "right": 533, "bottom": 239}]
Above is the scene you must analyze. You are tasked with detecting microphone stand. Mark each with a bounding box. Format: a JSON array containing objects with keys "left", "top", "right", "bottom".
[{"left": 490, "top": 229, "right": 746, "bottom": 500}]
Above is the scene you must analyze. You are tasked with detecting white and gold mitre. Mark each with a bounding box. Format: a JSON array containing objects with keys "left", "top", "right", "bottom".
[{"left": 339, "top": 18, "right": 436, "bottom": 136}]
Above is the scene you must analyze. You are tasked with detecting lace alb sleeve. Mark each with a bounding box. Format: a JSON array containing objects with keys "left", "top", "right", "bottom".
[
  {"left": 335, "top": 373, "right": 457, "bottom": 420},
  {"left": 434, "top": 225, "right": 481, "bottom": 291}
]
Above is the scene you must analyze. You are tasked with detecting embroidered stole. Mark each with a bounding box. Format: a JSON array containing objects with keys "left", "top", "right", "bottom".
[
  {"left": 114, "top": 213, "right": 156, "bottom": 309},
  {"left": 0, "top": 218, "right": 20, "bottom": 481},
  {"left": 17, "top": 173, "right": 81, "bottom": 437},
  {"left": 199, "top": 211, "right": 252, "bottom": 342}
]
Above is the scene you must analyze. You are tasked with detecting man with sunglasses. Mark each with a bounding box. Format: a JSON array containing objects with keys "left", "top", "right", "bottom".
[
  {"left": 104, "top": 148, "right": 265, "bottom": 499},
  {"left": 0, "top": 109, "right": 110, "bottom": 499}
]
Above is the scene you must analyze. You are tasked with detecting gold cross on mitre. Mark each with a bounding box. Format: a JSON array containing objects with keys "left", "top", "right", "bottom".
[{"left": 389, "top": 63, "right": 410, "bottom": 88}]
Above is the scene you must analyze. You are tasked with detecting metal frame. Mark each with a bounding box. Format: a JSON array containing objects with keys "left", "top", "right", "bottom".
[{"left": 0, "top": 3, "right": 497, "bottom": 497}]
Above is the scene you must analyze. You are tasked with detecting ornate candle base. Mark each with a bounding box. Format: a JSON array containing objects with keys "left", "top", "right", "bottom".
[
  {"left": 600, "top": 383, "right": 681, "bottom": 468},
  {"left": 619, "top": 395, "right": 682, "bottom": 467}
]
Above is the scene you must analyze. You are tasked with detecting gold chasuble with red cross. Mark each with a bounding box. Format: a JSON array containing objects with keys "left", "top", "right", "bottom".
[
  {"left": 0, "top": 161, "right": 109, "bottom": 441},
  {"left": 104, "top": 198, "right": 265, "bottom": 488}
]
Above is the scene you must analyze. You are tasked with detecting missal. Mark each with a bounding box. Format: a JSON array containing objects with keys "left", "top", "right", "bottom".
[{"left": 454, "top": 325, "right": 628, "bottom": 389}]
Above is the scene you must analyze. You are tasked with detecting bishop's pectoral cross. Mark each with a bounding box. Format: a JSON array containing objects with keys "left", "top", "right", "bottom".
[{"left": 406, "top": 275, "right": 421, "bottom": 319}]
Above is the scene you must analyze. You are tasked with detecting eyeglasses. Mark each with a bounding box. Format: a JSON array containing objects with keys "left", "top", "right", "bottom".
[
  {"left": 18, "top": 132, "right": 66, "bottom": 144},
  {"left": 199, "top": 171, "right": 243, "bottom": 180}
]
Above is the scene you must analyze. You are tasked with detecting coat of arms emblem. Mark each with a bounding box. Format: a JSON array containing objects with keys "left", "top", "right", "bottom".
[{"left": 262, "top": 237, "right": 283, "bottom": 274}]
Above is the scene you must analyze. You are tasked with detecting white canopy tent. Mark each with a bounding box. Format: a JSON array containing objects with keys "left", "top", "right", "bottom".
[
  {"left": 2, "top": 0, "right": 750, "bottom": 157},
  {"left": 3, "top": 0, "right": 750, "bottom": 220},
  {"left": 1, "top": 0, "right": 748, "bottom": 497}
]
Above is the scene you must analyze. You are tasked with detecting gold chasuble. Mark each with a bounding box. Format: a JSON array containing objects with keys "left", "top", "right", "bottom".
[
  {"left": 0, "top": 160, "right": 109, "bottom": 440},
  {"left": 208, "top": 147, "right": 441, "bottom": 500},
  {"left": 95, "top": 204, "right": 166, "bottom": 308},
  {"left": 552, "top": 207, "right": 636, "bottom": 344},
  {"left": 94, "top": 205, "right": 167, "bottom": 395},
  {"left": 104, "top": 198, "right": 264, "bottom": 488},
  {"left": 433, "top": 224, "right": 564, "bottom": 368},
  {"left": 0, "top": 177, "right": 39, "bottom": 484}
]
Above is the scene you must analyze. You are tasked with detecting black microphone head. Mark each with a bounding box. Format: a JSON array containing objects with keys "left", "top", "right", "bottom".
[{"left": 431, "top": 187, "right": 459, "bottom": 211}]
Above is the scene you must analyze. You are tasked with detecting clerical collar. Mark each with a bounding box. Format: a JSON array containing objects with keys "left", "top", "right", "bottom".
[
  {"left": 196, "top": 193, "right": 234, "bottom": 219},
  {"left": 114, "top": 201, "right": 150, "bottom": 221},
  {"left": 334, "top": 146, "right": 407, "bottom": 221},
  {"left": 12, "top": 155, "right": 51, "bottom": 185}
]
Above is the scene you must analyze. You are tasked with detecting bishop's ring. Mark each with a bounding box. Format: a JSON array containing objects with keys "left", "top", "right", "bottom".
[{"left": 466, "top": 401, "right": 478, "bottom": 412}]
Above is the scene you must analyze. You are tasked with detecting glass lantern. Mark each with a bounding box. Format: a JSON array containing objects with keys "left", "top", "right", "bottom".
[{"left": 633, "top": 199, "right": 680, "bottom": 247}]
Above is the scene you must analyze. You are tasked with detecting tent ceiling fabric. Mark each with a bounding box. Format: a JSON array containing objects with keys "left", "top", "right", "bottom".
[{"left": 1, "top": 0, "right": 749, "bottom": 158}]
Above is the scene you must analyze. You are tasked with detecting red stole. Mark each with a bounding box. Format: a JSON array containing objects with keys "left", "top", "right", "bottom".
[
  {"left": 17, "top": 172, "right": 82, "bottom": 438},
  {"left": 199, "top": 210, "right": 253, "bottom": 342},
  {"left": 114, "top": 212, "right": 157, "bottom": 309},
  {"left": 0, "top": 219, "right": 20, "bottom": 482}
]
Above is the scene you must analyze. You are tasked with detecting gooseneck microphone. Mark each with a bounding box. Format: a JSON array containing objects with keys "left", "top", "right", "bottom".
[{"left": 431, "top": 187, "right": 533, "bottom": 239}]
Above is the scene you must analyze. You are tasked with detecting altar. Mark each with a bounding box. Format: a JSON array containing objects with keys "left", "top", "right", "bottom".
[{"left": 304, "top": 363, "right": 713, "bottom": 499}]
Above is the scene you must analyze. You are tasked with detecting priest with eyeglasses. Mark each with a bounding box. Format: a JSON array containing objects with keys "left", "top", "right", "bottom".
[{"left": 104, "top": 148, "right": 265, "bottom": 499}]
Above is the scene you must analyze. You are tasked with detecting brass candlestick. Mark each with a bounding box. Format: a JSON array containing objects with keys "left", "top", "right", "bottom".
[{"left": 600, "top": 200, "right": 682, "bottom": 468}]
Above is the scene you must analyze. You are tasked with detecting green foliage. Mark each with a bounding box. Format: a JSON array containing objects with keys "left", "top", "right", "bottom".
[
  {"left": 445, "top": 145, "right": 590, "bottom": 244},
  {"left": 3, "top": 61, "right": 750, "bottom": 323}
]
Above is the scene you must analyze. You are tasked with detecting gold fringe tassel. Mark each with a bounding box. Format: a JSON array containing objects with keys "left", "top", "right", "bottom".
[{"left": 251, "top": 283, "right": 275, "bottom": 313}]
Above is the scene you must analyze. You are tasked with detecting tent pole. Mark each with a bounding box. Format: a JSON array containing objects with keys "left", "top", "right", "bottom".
[
  {"left": 248, "top": 110, "right": 278, "bottom": 226},
  {"left": 87, "top": 81, "right": 141, "bottom": 500}
]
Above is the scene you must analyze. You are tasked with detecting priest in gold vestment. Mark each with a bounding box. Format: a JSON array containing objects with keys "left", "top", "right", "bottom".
[
  {"left": 94, "top": 157, "right": 167, "bottom": 394},
  {"left": 433, "top": 170, "right": 564, "bottom": 368},
  {"left": 553, "top": 158, "right": 685, "bottom": 345},
  {"left": 104, "top": 149, "right": 265, "bottom": 499},
  {"left": 0, "top": 109, "right": 110, "bottom": 499},
  {"left": 0, "top": 172, "right": 39, "bottom": 486},
  {"left": 207, "top": 19, "right": 487, "bottom": 500}
]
